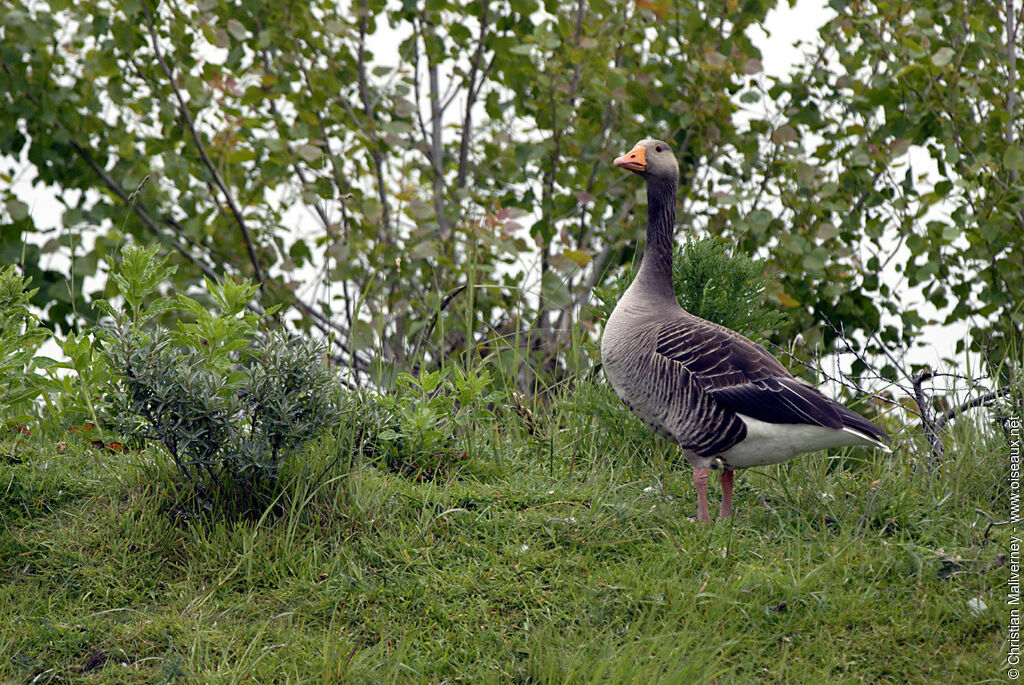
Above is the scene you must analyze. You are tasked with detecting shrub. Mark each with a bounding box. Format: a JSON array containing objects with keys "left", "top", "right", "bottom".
[
  {"left": 0, "top": 266, "right": 50, "bottom": 431},
  {"left": 358, "top": 366, "right": 502, "bottom": 480},
  {"left": 593, "top": 237, "right": 786, "bottom": 343},
  {"left": 99, "top": 246, "right": 341, "bottom": 515},
  {"left": 671, "top": 238, "right": 786, "bottom": 343}
]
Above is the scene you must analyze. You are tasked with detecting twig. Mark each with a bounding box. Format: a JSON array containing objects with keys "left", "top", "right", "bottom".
[
  {"left": 356, "top": 0, "right": 391, "bottom": 238},
  {"left": 771, "top": 315, "right": 906, "bottom": 415},
  {"left": 934, "top": 386, "right": 1014, "bottom": 429},
  {"left": 1006, "top": 0, "right": 1018, "bottom": 183},
  {"left": 422, "top": 15, "right": 451, "bottom": 241},
  {"left": 455, "top": 2, "right": 491, "bottom": 190},
  {"left": 912, "top": 368, "right": 944, "bottom": 461},
  {"left": 411, "top": 284, "right": 468, "bottom": 361},
  {"left": 140, "top": 0, "right": 268, "bottom": 291}
]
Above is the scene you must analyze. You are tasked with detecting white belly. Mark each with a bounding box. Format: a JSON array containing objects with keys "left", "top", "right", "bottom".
[{"left": 721, "top": 413, "right": 882, "bottom": 468}]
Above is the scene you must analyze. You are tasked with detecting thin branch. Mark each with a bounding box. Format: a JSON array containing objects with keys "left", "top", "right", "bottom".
[
  {"left": 911, "top": 368, "right": 944, "bottom": 460},
  {"left": 356, "top": 0, "right": 391, "bottom": 238},
  {"left": 139, "top": 0, "right": 268, "bottom": 290},
  {"left": 423, "top": 16, "right": 450, "bottom": 240},
  {"left": 934, "top": 386, "right": 1014, "bottom": 429},
  {"left": 1006, "top": 0, "right": 1018, "bottom": 182},
  {"left": 455, "top": 2, "right": 491, "bottom": 190},
  {"left": 411, "top": 284, "right": 468, "bottom": 362},
  {"left": 409, "top": 18, "right": 432, "bottom": 162}
]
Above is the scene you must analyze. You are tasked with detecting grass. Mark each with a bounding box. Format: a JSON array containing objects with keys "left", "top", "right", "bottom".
[{"left": 0, "top": 378, "right": 1013, "bottom": 683}]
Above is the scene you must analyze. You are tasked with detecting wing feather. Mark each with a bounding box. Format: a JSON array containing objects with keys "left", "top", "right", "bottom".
[{"left": 654, "top": 316, "right": 845, "bottom": 431}]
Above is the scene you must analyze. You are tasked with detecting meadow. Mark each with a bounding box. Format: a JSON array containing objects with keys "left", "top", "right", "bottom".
[{"left": 0, "top": 373, "right": 1013, "bottom": 683}]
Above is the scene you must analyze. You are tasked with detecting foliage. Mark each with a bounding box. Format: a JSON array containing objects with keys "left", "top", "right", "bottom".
[
  {"left": 1, "top": 0, "right": 1021, "bottom": 385},
  {"left": 672, "top": 237, "right": 787, "bottom": 344},
  {"left": 0, "top": 266, "right": 49, "bottom": 429},
  {"left": 593, "top": 237, "right": 786, "bottom": 344},
  {"left": 1, "top": 0, "right": 789, "bottom": 383},
  {"left": 745, "top": 0, "right": 1024, "bottom": 380},
  {"left": 363, "top": 365, "right": 503, "bottom": 480},
  {"left": 35, "top": 329, "right": 113, "bottom": 435},
  {"left": 100, "top": 246, "right": 340, "bottom": 514}
]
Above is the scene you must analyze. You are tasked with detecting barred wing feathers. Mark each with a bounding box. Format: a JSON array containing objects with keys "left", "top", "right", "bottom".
[{"left": 653, "top": 315, "right": 889, "bottom": 457}]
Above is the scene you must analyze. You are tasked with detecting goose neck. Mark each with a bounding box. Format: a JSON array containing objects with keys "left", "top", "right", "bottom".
[{"left": 636, "top": 176, "right": 677, "bottom": 298}]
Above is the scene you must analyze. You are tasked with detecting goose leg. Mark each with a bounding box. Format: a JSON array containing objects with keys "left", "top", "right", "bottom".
[
  {"left": 693, "top": 467, "right": 711, "bottom": 523},
  {"left": 718, "top": 469, "right": 734, "bottom": 520}
]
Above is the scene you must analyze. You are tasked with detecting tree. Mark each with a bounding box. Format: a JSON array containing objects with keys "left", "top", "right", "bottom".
[
  {"left": 1, "top": 0, "right": 1021, "bottom": 389},
  {"left": 747, "top": 0, "right": 1024, "bottom": 381}
]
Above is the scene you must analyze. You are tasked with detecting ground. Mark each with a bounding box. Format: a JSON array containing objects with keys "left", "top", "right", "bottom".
[{"left": 0, "top": 392, "right": 1012, "bottom": 683}]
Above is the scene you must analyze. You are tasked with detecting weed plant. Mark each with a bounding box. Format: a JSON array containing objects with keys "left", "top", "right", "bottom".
[
  {"left": 0, "top": 266, "right": 49, "bottom": 429},
  {"left": 98, "top": 246, "right": 341, "bottom": 516},
  {"left": 350, "top": 366, "right": 503, "bottom": 481}
]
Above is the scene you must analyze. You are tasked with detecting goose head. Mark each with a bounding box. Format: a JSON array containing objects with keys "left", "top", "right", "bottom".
[{"left": 614, "top": 139, "right": 679, "bottom": 186}]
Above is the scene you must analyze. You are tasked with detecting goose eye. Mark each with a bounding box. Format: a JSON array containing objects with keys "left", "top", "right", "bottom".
[{"left": 655, "top": 145, "right": 664, "bottom": 152}]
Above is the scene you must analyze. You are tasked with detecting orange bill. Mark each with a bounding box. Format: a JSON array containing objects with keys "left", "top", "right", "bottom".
[{"left": 614, "top": 145, "right": 646, "bottom": 171}]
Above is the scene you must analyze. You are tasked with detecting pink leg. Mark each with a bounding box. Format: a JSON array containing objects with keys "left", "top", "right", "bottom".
[
  {"left": 693, "top": 467, "right": 711, "bottom": 523},
  {"left": 719, "top": 470, "right": 734, "bottom": 520}
]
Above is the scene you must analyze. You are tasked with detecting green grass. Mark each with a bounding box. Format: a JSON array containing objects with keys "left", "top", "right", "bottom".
[{"left": 0, "top": 380, "right": 1013, "bottom": 683}]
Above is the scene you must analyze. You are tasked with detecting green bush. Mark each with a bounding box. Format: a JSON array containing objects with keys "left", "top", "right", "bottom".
[
  {"left": 0, "top": 266, "right": 49, "bottom": 431},
  {"left": 99, "top": 245, "right": 341, "bottom": 515},
  {"left": 593, "top": 237, "right": 785, "bottom": 343},
  {"left": 671, "top": 237, "right": 785, "bottom": 344},
  {"left": 356, "top": 366, "right": 503, "bottom": 480}
]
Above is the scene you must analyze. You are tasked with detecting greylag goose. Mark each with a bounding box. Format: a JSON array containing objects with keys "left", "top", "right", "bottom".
[{"left": 601, "top": 138, "right": 891, "bottom": 522}]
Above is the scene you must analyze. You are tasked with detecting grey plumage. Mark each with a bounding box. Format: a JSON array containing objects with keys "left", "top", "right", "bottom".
[{"left": 601, "top": 138, "right": 891, "bottom": 521}]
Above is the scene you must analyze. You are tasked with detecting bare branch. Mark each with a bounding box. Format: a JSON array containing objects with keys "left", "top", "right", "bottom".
[
  {"left": 912, "top": 368, "right": 945, "bottom": 460},
  {"left": 934, "top": 385, "right": 1014, "bottom": 429}
]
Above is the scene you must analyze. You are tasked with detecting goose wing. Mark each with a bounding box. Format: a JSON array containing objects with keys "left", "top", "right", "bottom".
[{"left": 654, "top": 316, "right": 847, "bottom": 431}]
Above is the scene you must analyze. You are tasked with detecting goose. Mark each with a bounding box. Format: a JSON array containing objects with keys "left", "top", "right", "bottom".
[{"left": 600, "top": 138, "right": 891, "bottom": 522}]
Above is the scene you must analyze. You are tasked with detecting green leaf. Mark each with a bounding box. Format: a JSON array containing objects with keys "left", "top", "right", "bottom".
[
  {"left": 541, "top": 271, "right": 570, "bottom": 309},
  {"left": 1003, "top": 146, "right": 1024, "bottom": 171},
  {"left": 351, "top": 320, "right": 375, "bottom": 351},
  {"left": 704, "top": 50, "right": 727, "bottom": 69},
  {"left": 770, "top": 124, "right": 797, "bottom": 145},
  {"left": 801, "top": 250, "right": 826, "bottom": 272},
  {"left": 931, "top": 47, "right": 955, "bottom": 66},
  {"left": 297, "top": 144, "right": 322, "bottom": 162},
  {"left": 5, "top": 199, "right": 28, "bottom": 220},
  {"left": 378, "top": 428, "right": 402, "bottom": 441},
  {"left": 226, "top": 19, "right": 247, "bottom": 41},
  {"left": 562, "top": 249, "right": 591, "bottom": 266}
]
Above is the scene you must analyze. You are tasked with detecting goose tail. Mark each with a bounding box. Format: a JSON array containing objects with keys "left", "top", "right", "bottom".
[{"left": 837, "top": 404, "right": 892, "bottom": 453}]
